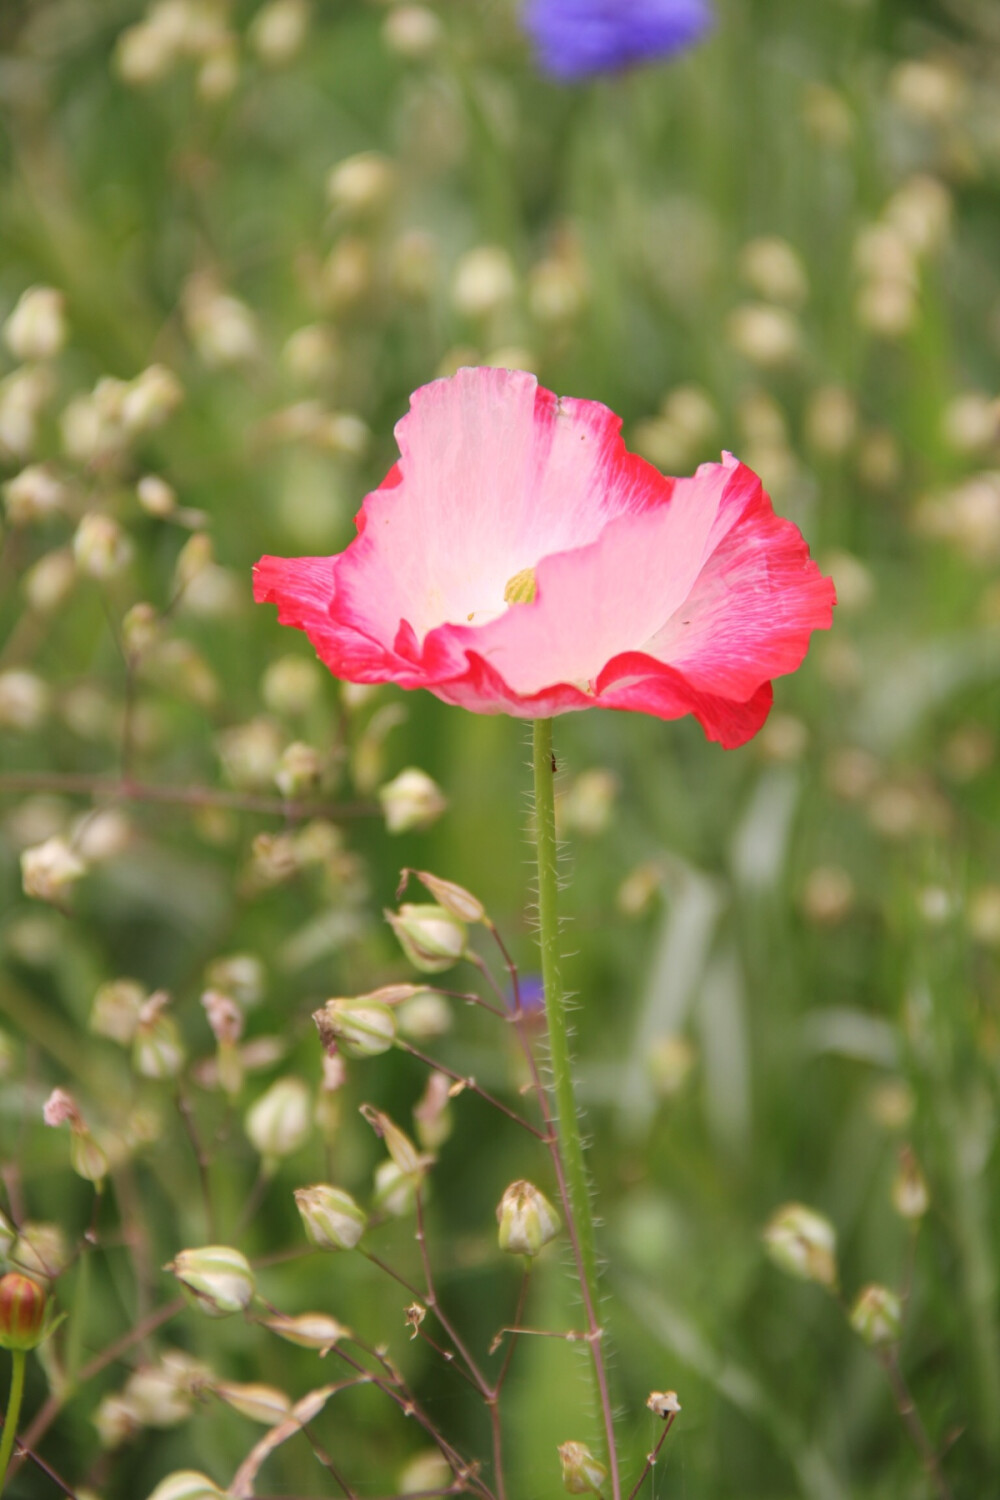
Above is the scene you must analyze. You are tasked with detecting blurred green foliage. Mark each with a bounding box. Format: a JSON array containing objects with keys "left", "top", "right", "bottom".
[{"left": 0, "top": 0, "right": 999, "bottom": 1497}]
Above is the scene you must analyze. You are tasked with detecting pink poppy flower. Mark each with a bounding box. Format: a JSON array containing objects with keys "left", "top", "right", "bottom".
[{"left": 254, "top": 368, "right": 834, "bottom": 748}]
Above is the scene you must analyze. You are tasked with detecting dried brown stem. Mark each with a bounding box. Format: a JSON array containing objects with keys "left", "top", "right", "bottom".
[
  {"left": 625, "top": 1413, "right": 679, "bottom": 1500},
  {"left": 878, "top": 1350, "right": 955, "bottom": 1500},
  {"left": 395, "top": 1039, "right": 547, "bottom": 1140}
]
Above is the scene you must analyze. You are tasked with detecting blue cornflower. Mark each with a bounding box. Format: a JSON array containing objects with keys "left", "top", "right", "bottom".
[{"left": 523, "top": 0, "right": 714, "bottom": 81}]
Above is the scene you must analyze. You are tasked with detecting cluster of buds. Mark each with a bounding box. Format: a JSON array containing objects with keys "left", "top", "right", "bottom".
[
  {"left": 167, "top": 1245, "right": 256, "bottom": 1318},
  {"left": 763, "top": 1203, "right": 838, "bottom": 1290},
  {"left": 116, "top": 0, "right": 238, "bottom": 101},
  {"left": 42, "top": 1087, "right": 107, "bottom": 1184}
]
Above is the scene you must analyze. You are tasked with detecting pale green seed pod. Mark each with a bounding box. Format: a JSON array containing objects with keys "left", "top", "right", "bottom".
[
  {"left": 321, "top": 997, "right": 396, "bottom": 1058},
  {"left": 244, "top": 1077, "right": 311, "bottom": 1160},
  {"left": 12, "top": 1222, "right": 70, "bottom": 1284},
  {"left": 133, "top": 1005, "right": 186, "bottom": 1081},
  {"left": 167, "top": 1245, "right": 256, "bottom": 1318},
  {"left": 558, "top": 1441, "right": 608, "bottom": 1495},
  {"left": 373, "top": 1159, "right": 417, "bottom": 1218},
  {"left": 386, "top": 903, "right": 466, "bottom": 973},
  {"left": 214, "top": 1380, "right": 291, "bottom": 1425},
  {"left": 763, "top": 1203, "right": 838, "bottom": 1290},
  {"left": 294, "top": 1185, "right": 366, "bottom": 1251},
  {"left": 412, "top": 870, "right": 486, "bottom": 924},
  {"left": 850, "top": 1284, "right": 902, "bottom": 1347}
]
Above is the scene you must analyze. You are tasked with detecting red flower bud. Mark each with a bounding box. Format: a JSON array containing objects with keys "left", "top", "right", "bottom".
[{"left": 0, "top": 1272, "right": 48, "bottom": 1351}]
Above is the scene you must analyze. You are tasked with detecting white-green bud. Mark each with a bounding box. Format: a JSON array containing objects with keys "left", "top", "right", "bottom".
[
  {"left": 3, "top": 464, "right": 67, "bottom": 526},
  {"left": 319, "top": 997, "right": 396, "bottom": 1059},
  {"left": 387, "top": 903, "right": 466, "bottom": 973},
  {"left": 558, "top": 1441, "right": 608, "bottom": 1496},
  {"left": 167, "top": 1245, "right": 256, "bottom": 1317},
  {"left": 275, "top": 741, "right": 322, "bottom": 799},
  {"left": 261, "top": 655, "right": 322, "bottom": 717},
  {"left": 21, "top": 837, "right": 86, "bottom": 904},
  {"left": 360, "top": 1104, "right": 428, "bottom": 1178},
  {"left": 0, "top": 670, "right": 50, "bottom": 732},
  {"left": 327, "top": 152, "right": 396, "bottom": 218},
  {"left": 452, "top": 246, "right": 517, "bottom": 321},
  {"left": 373, "top": 1159, "right": 417, "bottom": 1218},
  {"left": 90, "top": 978, "right": 147, "bottom": 1045},
  {"left": 397, "top": 991, "right": 452, "bottom": 1040},
  {"left": 379, "top": 768, "right": 447, "bottom": 834},
  {"left": 214, "top": 1380, "right": 291, "bottom": 1425},
  {"left": 145, "top": 1473, "right": 226, "bottom": 1500},
  {"left": 4, "top": 286, "right": 66, "bottom": 361},
  {"left": 849, "top": 1284, "right": 902, "bottom": 1347},
  {"left": 11, "top": 1221, "right": 70, "bottom": 1283},
  {"left": 397, "top": 1450, "right": 453, "bottom": 1495},
  {"left": 43, "top": 1087, "right": 107, "bottom": 1184},
  {"left": 132, "top": 993, "right": 186, "bottom": 1080},
  {"left": 294, "top": 1184, "right": 366, "bottom": 1251},
  {"left": 121, "top": 364, "right": 183, "bottom": 434},
  {"left": 892, "top": 1146, "right": 929, "bottom": 1220},
  {"left": 205, "top": 952, "right": 265, "bottom": 1008},
  {"left": 383, "top": 5, "right": 443, "bottom": 60},
  {"left": 245, "top": 1077, "right": 311, "bottom": 1161},
  {"left": 249, "top": 0, "right": 310, "bottom": 64},
  {"left": 263, "top": 1310, "right": 351, "bottom": 1349},
  {"left": 25, "top": 548, "right": 75, "bottom": 613},
  {"left": 497, "top": 1180, "right": 560, "bottom": 1258},
  {"left": 137, "top": 473, "right": 178, "bottom": 517},
  {"left": 413, "top": 1070, "right": 452, "bottom": 1150},
  {"left": 73, "top": 513, "right": 133, "bottom": 580},
  {"left": 763, "top": 1203, "right": 838, "bottom": 1290}
]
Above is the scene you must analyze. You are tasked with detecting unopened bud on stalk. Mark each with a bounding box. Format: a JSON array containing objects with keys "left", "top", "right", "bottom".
[
  {"left": 145, "top": 1473, "right": 227, "bottom": 1500},
  {"left": 558, "top": 1441, "right": 608, "bottom": 1495},
  {"left": 360, "top": 1104, "right": 428, "bottom": 1179},
  {"left": 214, "top": 1380, "right": 291, "bottom": 1425},
  {"left": 0, "top": 1272, "right": 48, "bottom": 1350},
  {"left": 173, "top": 533, "right": 214, "bottom": 595},
  {"left": 21, "top": 836, "right": 86, "bottom": 904},
  {"left": 250, "top": 0, "right": 310, "bottom": 64},
  {"left": 25, "top": 548, "right": 75, "bottom": 613},
  {"left": 379, "top": 768, "right": 447, "bottom": 833},
  {"left": 137, "top": 472, "right": 178, "bottom": 517},
  {"left": 73, "top": 513, "right": 133, "bottom": 580},
  {"left": 263, "top": 1310, "right": 351, "bottom": 1349},
  {"left": 91, "top": 978, "right": 146, "bottom": 1045},
  {"left": 892, "top": 1145, "right": 930, "bottom": 1220},
  {"left": 849, "top": 1284, "right": 902, "bottom": 1347},
  {"left": 374, "top": 1160, "right": 417, "bottom": 1217},
  {"left": 4, "top": 286, "right": 66, "bottom": 361},
  {"left": 206, "top": 952, "right": 265, "bottom": 1008},
  {"left": 382, "top": 5, "right": 442, "bottom": 59},
  {"left": 11, "top": 1222, "right": 69, "bottom": 1283},
  {"left": 763, "top": 1203, "right": 838, "bottom": 1289},
  {"left": 42, "top": 1087, "right": 107, "bottom": 1184},
  {"left": 167, "top": 1245, "right": 256, "bottom": 1317},
  {"left": 408, "top": 870, "right": 486, "bottom": 924},
  {"left": 327, "top": 152, "right": 396, "bottom": 218},
  {"left": 318, "top": 997, "right": 396, "bottom": 1058},
  {"left": 0, "top": 669, "right": 50, "bottom": 732},
  {"left": 497, "top": 1180, "right": 560, "bottom": 1258},
  {"left": 3, "top": 464, "right": 67, "bottom": 526},
  {"left": 397, "top": 991, "right": 451, "bottom": 1040},
  {"left": 132, "top": 992, "right": 186, "bottom": 1079},
  {"left": 245, "top": 1077, "right": 311, "bottom": 1161},
  {"left": 294, "top": 1184, "right": 366, "bottom": 1251},
  {"left": 387, "top": 903, "right": 467, "bottom": 973},
  {"left": 121, "top": 364, "right": 183, "bottom": 433}
]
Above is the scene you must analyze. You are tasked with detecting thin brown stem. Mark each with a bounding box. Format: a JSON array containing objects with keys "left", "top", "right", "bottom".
[
  {"left": 878, "top": 1349, "right": 954, "bottom": 1500},
  {"left": 0, "top": 771, "right": 375, "bottom": 821},
  {"left": 395, "top": 1039, "right": 547, "bottom": 1140},
  {"left": 175, "top": 1085, "right": 217, "bottom": 1239},
  {"left": 414, "top": 1192, "right": 491, "bottom": 1398},
  {"left": 493, "top": 1267, "right": 531, "bottom": 1394},
  {"left": 626, "top": 1413, "right": 679, "bottom": 1500}
]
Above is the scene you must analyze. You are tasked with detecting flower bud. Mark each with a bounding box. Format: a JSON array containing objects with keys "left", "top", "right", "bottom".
[
  {"left": 294, "top": 1184, "right": 366, "bottom": 1251},
  {"left": 382, "top": 5, "right": 442, "bottom": 60},
  {"left": 249, "top": 0, "right": 310, "bottom": 64},
  {"left": 413, "top": 1071, "right": 452, "bottom": 1150},
  {"left": 892, "top": 1146, "right": 930, "bottom": 1220},
  {"left": 245, "top": 1077, "right": 311, "bottom": 1161},
  {"left": 25, "top": 548, "right": 75, "bottom": 613},
  {"left": 497, "top": 1180, "right": 560, "bottom": 1258},
  {"left": 95, "top": 1391, "right": 140, "bottom": 1448},
  {"left": 379, "top": 768, "right": 447, "bottom": 834},
  {"left": 849, "top": 1284, "right": 902, "bottom": 1347},
  {"left": 4, "top": 286, "right": 66, "bottom": 361},
  {"left": 133, "top": 992, "right": 186, "bottom": 1080},
  {"left": 763, "top": 1203, "right": 838, "bottom": 1289},
  {"left": 387, "top": 903, "right": 467, "bottom": 973},
  {"left": 452, "top": 246, "right": 516, "bottom": 321},
  {"left": 73, "top": 513, "right": 133, "bottom": 580},
  {"left": 21, "top": 836, "right": 86, "bottom": 904},
  {"left": 274, "top": 740, "right": 322, "bottom": 799},
  {"left": 373, "top": 1159, "right": 417, "bottom": 1217},
  {"left": 12, "top": 1222, "right": 69, "bottom": 1283},
  {"left": 0, "top": 1272, "right": 48, "bottom": 1350},
  {"left": 3, "top": 464, "right": 67, "bottom": 526},
  {"left": 398, "top": 1450, "right": 453, "bottom": 1495},
  {"left": 137, "top": 472, "right": 178, "bottom": 517},
  {"left": 327, "top": 152, "right": 396, "bottom": 218},
  {"left": 91, "top": 978, "right": 146, "bottom": 1045},
  {"left": 410, "top": 870, "right": 485, "bottom": 924},
  {"left": 360, "top": 1104, "right": 428, "bottom": 1179},
  {"left": 121, "top": 364, "right": 183, "bottom": 434},
  {"left": 214, "top": 1380, "right": 291, "bottom": 1425},
  {"left": 263, "top": 1310, "right": 351, "bottom": 1349},
  {"left": 558, "top": 1441, "right": 608, "bottom": 1495},
  {"left": 167, "top": 1245, "right": 256, "bottom": 1317},
  {"left": 0, "top": 669, "right": 50, "bottom": 732},
  {"left": 146, "top": 1473, "right": 226, "bottom": 1500},
  {"left": 318, "top": 997, "right": 396, "bottom": 1059},
  {"left": 397, "top": 991, "right": 452, "bottom": 1040}
]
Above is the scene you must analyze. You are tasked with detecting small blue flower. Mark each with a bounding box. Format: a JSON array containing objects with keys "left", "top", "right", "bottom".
[
  {"left": 508, "top": 974, "right": 547, "bottom": 1017},
  {"left": 523, "top": 0, "right": 714, "bottom": 81}
]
